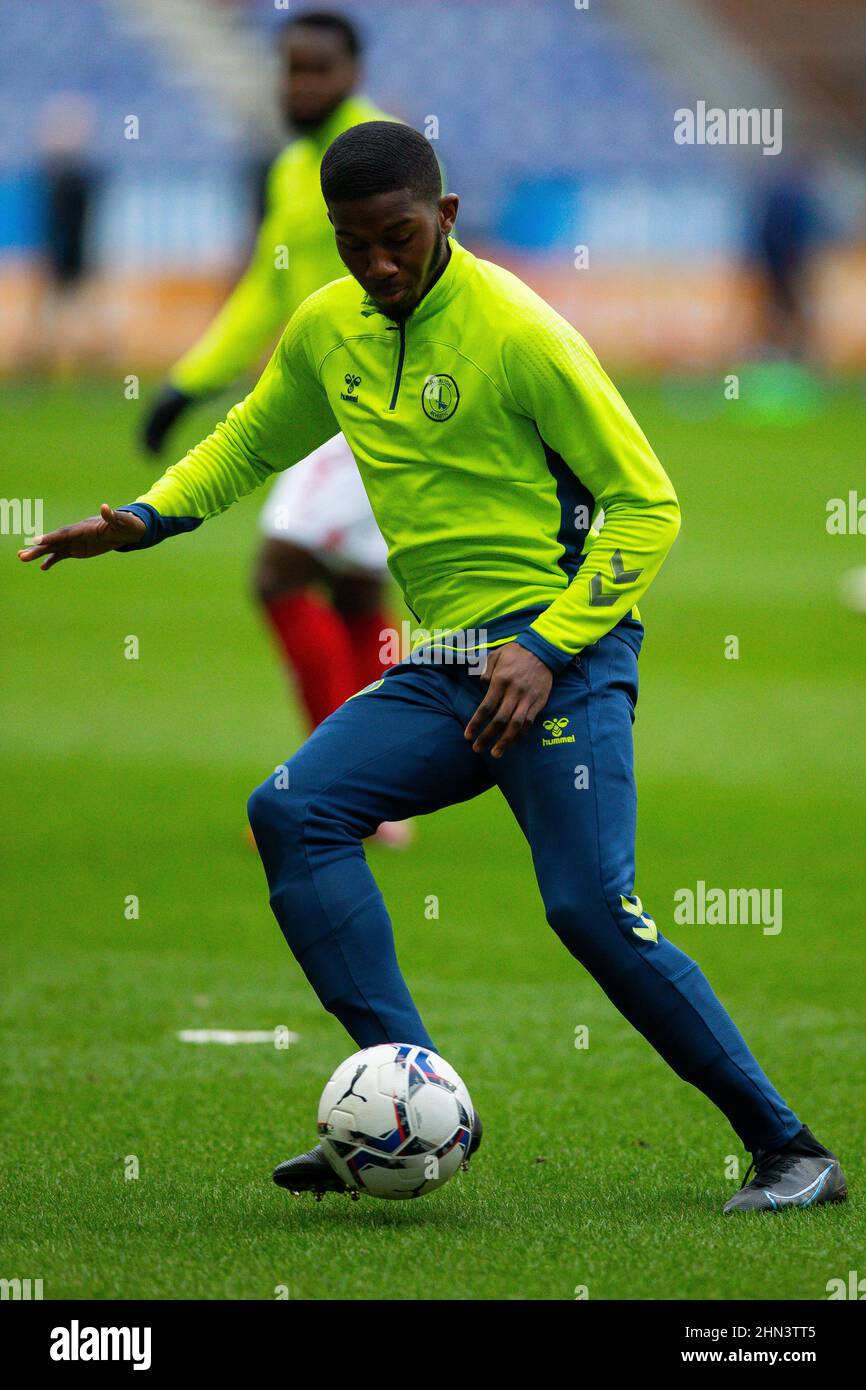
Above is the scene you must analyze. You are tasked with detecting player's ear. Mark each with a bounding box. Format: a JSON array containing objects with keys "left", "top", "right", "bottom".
[{"left": 438, "top": 194, "right": 459, "bottom": 236}]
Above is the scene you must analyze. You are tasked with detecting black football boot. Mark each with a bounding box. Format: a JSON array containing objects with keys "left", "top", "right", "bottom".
[
  {"left": 273, "top": 1111, "right": 484, "bottom": 1199},
  {"left": 723, "top": 1125, "right": 847, "bottom": 1213}
]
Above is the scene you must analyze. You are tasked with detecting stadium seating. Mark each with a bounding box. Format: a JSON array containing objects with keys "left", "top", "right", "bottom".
[{"left": 1, "top": 0, "right": 711, "bottom": 254}]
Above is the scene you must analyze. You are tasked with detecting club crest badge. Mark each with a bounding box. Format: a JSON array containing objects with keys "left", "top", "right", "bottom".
[{"left": 421, "top": 373, "right": 460, "bottom": 421}]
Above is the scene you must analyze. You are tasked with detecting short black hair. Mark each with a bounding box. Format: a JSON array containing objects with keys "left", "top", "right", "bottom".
[
  {"left": 321, "top": 121, "right": 442, "bottom": 206},
  {"left": 282, "top": 10, "right": 362, "bottom": 60}
]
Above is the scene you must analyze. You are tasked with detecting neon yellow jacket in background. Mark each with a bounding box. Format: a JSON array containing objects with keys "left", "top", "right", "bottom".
[
  {"left": 170, "top": 95, "right": 394, "bottom": 398},
  {"left": 123, "top": 240, "right": 680, "bottom": 668}
]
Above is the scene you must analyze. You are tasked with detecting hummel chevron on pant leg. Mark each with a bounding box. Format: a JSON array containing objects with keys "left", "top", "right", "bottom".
[{"left": 479, "top": 631, "right": 802, "bottom": 1153}]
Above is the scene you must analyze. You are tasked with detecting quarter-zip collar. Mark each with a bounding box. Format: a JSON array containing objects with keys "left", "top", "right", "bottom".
[
  {"left": 359, "top": 237, "right": 473, "bottom": 323},
  {"left": 387, "top": 318, "right": 407, "bottom": 411}
]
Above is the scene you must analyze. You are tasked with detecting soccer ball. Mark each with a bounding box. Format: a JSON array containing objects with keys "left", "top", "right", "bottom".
[{"left": 317, "top": 1043, "right": 474, "bottom": 1199}]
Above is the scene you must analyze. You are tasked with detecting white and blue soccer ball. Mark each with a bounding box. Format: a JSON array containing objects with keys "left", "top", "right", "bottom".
[{"left": 317, "top": 1043, "right": 474, "bottom": 1199}]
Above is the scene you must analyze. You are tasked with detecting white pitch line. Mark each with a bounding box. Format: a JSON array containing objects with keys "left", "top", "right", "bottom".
[{"left": 177, "top": 1029, "right": 300, "bottom": 1045}]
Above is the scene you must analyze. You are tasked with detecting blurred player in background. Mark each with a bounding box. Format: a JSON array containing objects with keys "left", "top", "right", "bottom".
[
  {"left": 753, "top": 162, "right": 821, "bottom": 362},
  {"left": 33, "top": 93, "right": 100, "bottom": 374},
  {"left": 738, "top": 159, "right": 825, "bottom": 423},
  {"left": 142, "top": 13, "right": 408, "bottom": 845}
]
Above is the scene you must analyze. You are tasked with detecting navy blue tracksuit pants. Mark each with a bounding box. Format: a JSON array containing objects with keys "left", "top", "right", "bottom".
[{"left": 248, "top": 628, "right": 800, "bottom": 1152}]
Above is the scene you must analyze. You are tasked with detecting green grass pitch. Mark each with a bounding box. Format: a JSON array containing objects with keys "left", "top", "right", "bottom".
[{"left": 1, "top": 376, "right": 863, "bottom": 1300}]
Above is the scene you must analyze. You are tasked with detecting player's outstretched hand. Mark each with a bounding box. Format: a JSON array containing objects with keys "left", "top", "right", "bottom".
[
  {"left": 17, "top": 504, "right": 146, "bottom": 571},
  {"left": 141, "top": 385, "right": 193, "bottom": 454},
  {"left": 464, "top": 641, "right": 554, "bottom": 759}
]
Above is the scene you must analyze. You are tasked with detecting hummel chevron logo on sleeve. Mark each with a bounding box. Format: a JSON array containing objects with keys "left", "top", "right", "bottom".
[{"left": 589, "top": 549, "right": 644, "bottom": 606}]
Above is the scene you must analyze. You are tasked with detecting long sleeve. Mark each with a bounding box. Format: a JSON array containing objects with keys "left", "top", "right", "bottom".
[
  {"left": 169, "top": 183, "right": 298, "bottom": 399},
  {"left": 505, "top": 313, "right": 680, "bottom": 669},
  {"left": 120, "top": 296, "right": 339, "bottom": 547}
]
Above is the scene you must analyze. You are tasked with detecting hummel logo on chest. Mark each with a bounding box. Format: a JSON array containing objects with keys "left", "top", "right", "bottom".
[{"left": 340, "top": 373, "right": 362, "bottom": 403}]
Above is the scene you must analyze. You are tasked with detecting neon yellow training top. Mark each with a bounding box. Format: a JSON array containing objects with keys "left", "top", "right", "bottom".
[
  {"left": 170, "top": 94, "right": 394, "bottom": 398},
  {"left": 123, "top": 240, "right": 681, "bottom": 669}
]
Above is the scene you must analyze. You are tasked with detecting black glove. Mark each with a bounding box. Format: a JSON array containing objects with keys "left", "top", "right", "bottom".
[{"left": 141, "top": 385, "right": 194, "bottom": 454}]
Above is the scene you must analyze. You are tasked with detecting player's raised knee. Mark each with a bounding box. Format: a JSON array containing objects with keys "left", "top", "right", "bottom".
[
  {"left": 545, "top": 896, "right": 596, "bottom": 949},
  {"left": 247, "top": 774, "right": 305, "bottom": 846}
]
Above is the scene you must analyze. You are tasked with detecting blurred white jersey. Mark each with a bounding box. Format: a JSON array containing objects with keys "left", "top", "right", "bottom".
[{"left": 259, "top": 433, "right": 389, "bottom": 576}]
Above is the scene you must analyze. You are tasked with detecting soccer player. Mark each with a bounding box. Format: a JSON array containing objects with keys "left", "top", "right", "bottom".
[
  {"left": 21, "top": 123, "right": 846, "bottom": 1214},
  {"left": 142, "top": 11, "right": 397, "bottom": 744}
]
